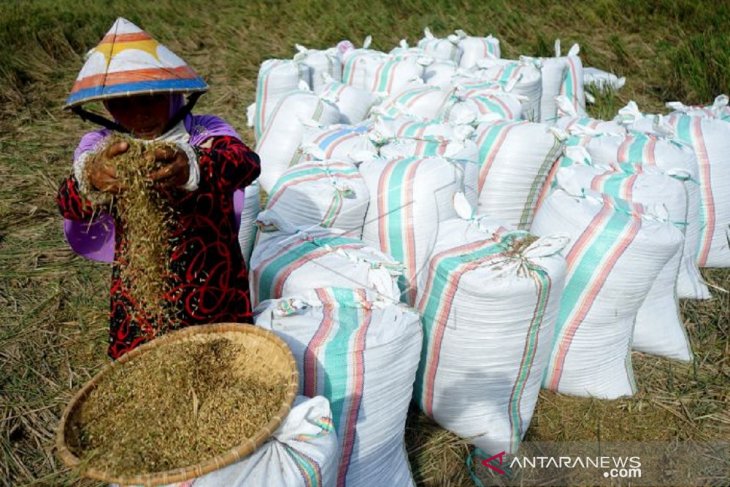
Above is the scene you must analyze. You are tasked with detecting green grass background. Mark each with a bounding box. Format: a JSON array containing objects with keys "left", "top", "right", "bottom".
[{"left": 0, "top": 1, "right": 728, "bottom": 485}]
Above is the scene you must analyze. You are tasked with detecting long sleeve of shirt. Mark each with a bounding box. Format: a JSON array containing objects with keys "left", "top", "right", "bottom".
[{"left": 196, "top": 136, "right": 261, "bottom": 194}]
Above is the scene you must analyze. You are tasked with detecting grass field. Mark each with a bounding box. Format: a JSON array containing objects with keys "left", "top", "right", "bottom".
[{"left": 0, "top": 1, "right": 728, "bottom": 485}]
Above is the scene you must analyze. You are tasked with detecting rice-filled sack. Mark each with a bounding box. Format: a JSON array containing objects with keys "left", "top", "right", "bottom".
[
  {"left": 373, "top": 84, "right": 456, "bottom": 121},
  {"left": 580, "top": 129, "right": 711, "bottom": 295},
  {"left": 158, "top": 396, "right": 338, "bottom": 487},
  {"left": 293, "top": 44, "right": 342, "bottom": 93},
  {"left": 249, "top": 213, "right": 402, "bottom": 306},
  {"left": 531, "top": 189, "right": 683, "bottom": 398},
  {"left": 663, "top": 111, "right": 730, "bottom": 267},
  {"left": 317, "top": 75, "right": 381, "bottom": 124},
  {"left": 238, "top": 180, "right": 261, "bottom": 268},
  {"left": 255, "top": 89, "right": 341, "bottom": 193},
  {"left": 464, "top": 58, "right": 542, "bottom": 121},
  {"left": 555, "top": 165, "right": 694, "bottom": 361},
  {"left": 537, "top": 41, "right": 586, "bottom": 122},
  {"left": 264, "top": 160, "right": 369, "bottom": 236},
  {"left": 360, "top": 156, "right": 463, "bottom": 305},
  {"left": 422, "top": 60, "right": 459, "bottom": 88},
  {"left": 299, "top": 123, "right": 378, "bottom": 165},
  {"left": 415, "top": 197, "right": 567, "bottom": 455},
  {"left": 343, "top": 50, "right": 426, "bottom": 96},
  {"left": 442, "top": 88, "right": 524, "bottom": 124},
  {"left": 417, "top": 27, "right": 463, "bottom": 63},
  {"left": 255, "top": 288, "right": 422, "bottom": 487},
  {"left": 473, "top": 120, "right": 564, "bottom": 229},
  {"left": 252, "top": 59, "right": 312, "bottom": 141},
  {"left": 456, "top": 29, "right": 501, "bottom": 68}
]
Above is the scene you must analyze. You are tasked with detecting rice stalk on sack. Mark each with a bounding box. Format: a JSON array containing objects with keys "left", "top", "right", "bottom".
[
  {"left": 66, "top": 337, "right": 288, "bottom": 477},
  {"left": 82, "top": 136, "right": 176, "bottom": 335}
]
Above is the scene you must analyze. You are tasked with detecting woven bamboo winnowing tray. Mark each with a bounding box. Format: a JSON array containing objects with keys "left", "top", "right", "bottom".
[{"left": 56, "top": 323, "right": 299, "bottom": 486}]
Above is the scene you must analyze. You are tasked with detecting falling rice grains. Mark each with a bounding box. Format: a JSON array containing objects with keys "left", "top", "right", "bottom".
[
  {"left": 83, "top": 136, "right": 176, "bottom": 334},
  {"left": 66, "top": 337, "right": 289, "bottom": 477}
]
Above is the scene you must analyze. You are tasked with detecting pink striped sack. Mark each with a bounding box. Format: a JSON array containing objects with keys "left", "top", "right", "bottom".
[
  {"left": 249, "top": 215, "right": 402, "bottom": 307},
  {"left": 531, "top": 189, "right": 683, "bottom": 399},
  {"left": 255, "top": 90, "right": 341, "bottom": 193},
  {"left": 473, "top": 120, "right": 564, "bottom": 230},
  {"left": 360, "top": 156, "right": 463, "bottom": 306},
  {"left": 157, "top": 396, "right": 338, "bottom": 487},
  {"left": 263, "top": 160, "right": 370, "bottom": 236},
  {"left": 457, "top": 60, "right": 542, "bottom": 121},
  {"left": 299, "top": 123, "right": 378, "bottom": 165},
  {"left": 456, "top": 30, "right": 501, "bottom": 69},
  {"left": 317, "top": 76, "right": 381, "bottom": 124},
  {"left": 536, "top": 41, "right": 586, "bottom": 123},
  {"left": 251, "top": 59, "right": 312, "bottom": 142},
  {"left": 417, "top": 27, "right": 463, "bottom": 63},
  {"left": 663, "top": 112, "right": 730, "bottom": 268},
  {"left": 579, "top": 129, "right": 710, "bottom": 296},
  {"left": 373, "top": 84, "right": 457, "bottom": 121},
  {"left": 556, "top": 165, "right": 694, "bottom": 362},
  {"left": 255, "top": 288, "right": 422, "bottom": 487},
  {"left": 342, "top": 50, "right": 426, "bottom": 97},
  {"left": 415, "top": 204, "right": 567, "bottom": 454},
  {"left": 293, "top": 44, "right": 342, "bottom": 93}
]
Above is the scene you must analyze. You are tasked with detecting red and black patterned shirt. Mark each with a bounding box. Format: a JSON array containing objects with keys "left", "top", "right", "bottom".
[{"left": 57, "top": 135, "right": 260, "bottom": 359}]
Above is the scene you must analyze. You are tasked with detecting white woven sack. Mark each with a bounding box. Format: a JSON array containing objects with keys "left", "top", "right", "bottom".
[
  {"left": 294, "top": 44, "right": 342, "bottom": 93},
  {"left": 342, "top": 52, "right": 426, "bottom": 96},
  {"left": 300, "top": 123, "right": 378, "bottom": 165},
  {"left": 553, "top": 96, "right": 627, "bottom": 134},
  {"left": 160, "top": 396, "right": 338, "bottom": 487},
  {"left": 581, "top": 130, "right": 713, "bottom": 285},
  {"left": 570, "top": 138, "right": 707, "bottom": 299},
  {"left": 252, "top": 59, "right": 312, "bottom": 141},
  {"left": 317, "top": 76, "right": 380, "bottom": 124},
  {"left": 531, "top": 189, "right": 683, "bottom": 398},
  {"left": 422, "top": 60, "right": 459, "bottom": 88},
  {"left": 360, "top": 156, "right": 463, "bottom": 305},
  {"left": 473, "top": 120, "right": 564, "bottom": 229},
  {"left": 467, "top": 58, "right": 543, "bottom": 121},
  {"left": 537, "top": 41, "right": 586, "bottom": 122},
  {"left": 666, "top": 94, "right": 730, "bottom": 120},
  {"left": 373, "top": 84, "right": 456, "bottom": 121},
  {"left": 255, "top": 288, "right": 422, "bottom": 487},
  {"left": 664, "top": 112, "right": 730, "bottom": 268},
  {"left": 416, "top": 202, "right": 567, "bottom": 454},
  {"left": 249, "top": 213, "right": 402, "bottom": 307},
  {"left": 417, "top": 27, "right": 463, "bottom": 63},
  {"left": 255, "top": 90, "right": 341, "bottom": 193},
  {"left": 556, "top": 165, "right": 693, "bottom": 361},
  {"left": 238, "top": 180, "right": 261, "bottom": 268},
  {"left": 456, "top": 30, "right": 501, "bottom": 69},
  {"left": 264, "top": 160, "right": 369, "bottom": 236},
  {"left": 442, "top": 91, "right": 524, "bottom": 124}
]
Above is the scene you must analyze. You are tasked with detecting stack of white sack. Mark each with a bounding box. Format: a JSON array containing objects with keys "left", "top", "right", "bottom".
[
  {"left": 263, "top": 160, "right": 370, "bottom": 238},
  {"left": 293, "top": 44, "right": 342, "bottom": 93},
  {"left": 473, "top": 120, "right": 565, "bottom": 229},
  {"left": 555, "top": 164, "right": 694, "bottom": 361},
  {"left": 415, "top": 193, "right": 567, "bottom": 455},
  {"left": 255, "top": 288, "right": 422, "bottom": 487},
  {"left": 249, "top": 211, "right": 402, "bottom": 307},
  {"left": 317, "top": 74, "right": 381, "bottom": 124},
  {"left": 255, "top": 86, "right": 341, "bottom": 193},
  {"left": 531, "top": 188, "right": 683, "bottom": 399},
  {"left": 455, "top": 29, "right": 501, "bottom": 68}
]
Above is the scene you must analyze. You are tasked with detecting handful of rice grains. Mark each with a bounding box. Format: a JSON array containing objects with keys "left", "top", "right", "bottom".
[
  {"left": 82, "top": 135, "right": 177, "bottom": 335},
  {"left": 65, "top": 336, "right": 289, "bottom": 476}
]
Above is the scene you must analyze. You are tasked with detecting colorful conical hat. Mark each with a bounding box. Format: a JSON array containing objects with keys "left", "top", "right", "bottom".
[{"left": 65, "top": 18, "right": 208, "bottom": 108}]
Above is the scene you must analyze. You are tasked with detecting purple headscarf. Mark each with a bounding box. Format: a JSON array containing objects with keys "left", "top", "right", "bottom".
[{"left": 64, "top": 95, "right": 246, "bottom": 263}]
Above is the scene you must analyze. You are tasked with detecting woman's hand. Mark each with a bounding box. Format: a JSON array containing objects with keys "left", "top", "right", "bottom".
[
  {"left": 88, "top": 141, "right": 129, "bottom": 194},
  {"left": 149, "top": 146, "right": 190, "bottom": 191}
]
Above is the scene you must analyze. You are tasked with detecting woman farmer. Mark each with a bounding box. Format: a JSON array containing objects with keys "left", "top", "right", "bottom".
[{"left": 56, "top": 18, "right": 260, "bottom": 359}]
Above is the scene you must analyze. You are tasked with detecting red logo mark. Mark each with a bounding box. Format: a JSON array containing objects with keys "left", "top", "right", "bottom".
[{"left": 481, "top": 451, "right": 507, "bottom": 475}]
